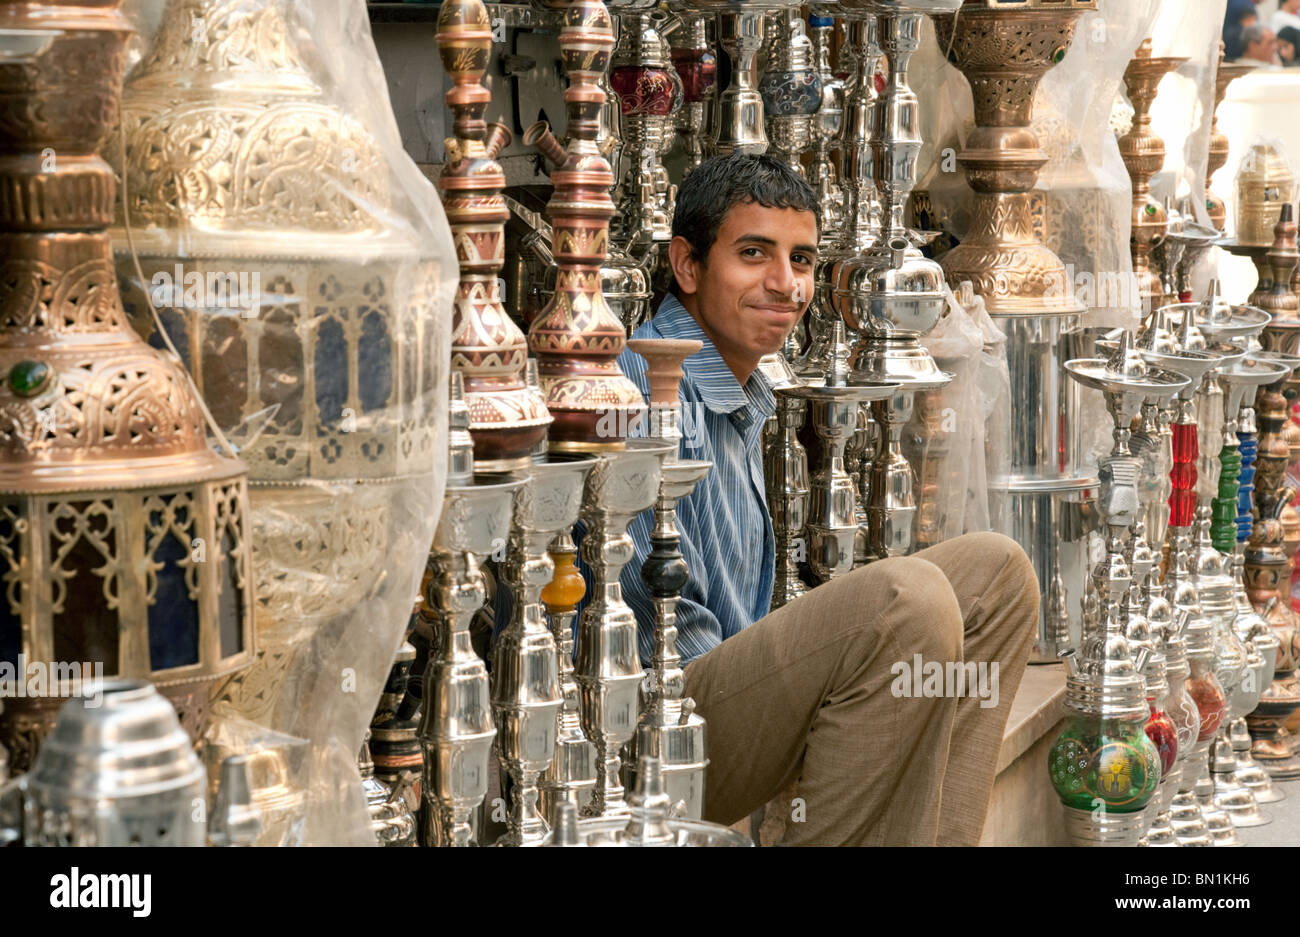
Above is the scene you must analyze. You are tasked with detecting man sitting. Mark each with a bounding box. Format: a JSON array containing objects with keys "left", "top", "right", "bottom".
[{"left": 613, "top": 153, "right": 1039, "bottom": 846}]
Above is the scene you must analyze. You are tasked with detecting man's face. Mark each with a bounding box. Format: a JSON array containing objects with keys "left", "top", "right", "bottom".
[
  {"left": 670, "top": 200, "right": 818, "bottom": 377},
  {"left": 1248, "top": 27, "right": 1277, "bottom": 59}
]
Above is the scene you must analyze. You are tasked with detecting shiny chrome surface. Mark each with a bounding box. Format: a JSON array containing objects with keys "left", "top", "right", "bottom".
[
  {"left": 422, "top": 470, "right": 524, "bottom": 846},
  {"left": 494, "top": 456, "right": 595, "bottom": 845},
  {"left": 24, "top": 681, "right": 207, "bottom": 847},
  {"left": 767, "top": 391, "right": 811, "bottom": 608},
  {"left": 575, "top": 440, "right": 674, "bottom": 816}
]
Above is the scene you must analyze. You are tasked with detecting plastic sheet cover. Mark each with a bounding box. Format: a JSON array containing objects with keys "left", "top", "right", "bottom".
[
  {"left": 916, "top": 286, "right": 1009, "bottom": 542},
  {"left": 112, "top": 0, "right": 456, "bottom": 845},
  {"left": 913, "top": 0, "right": 1161, "bottom": 330}
]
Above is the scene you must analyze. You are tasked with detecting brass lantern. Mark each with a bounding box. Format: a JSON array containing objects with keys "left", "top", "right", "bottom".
[{"left": 0, "top": 0, "right": 254, "bottom": 774}]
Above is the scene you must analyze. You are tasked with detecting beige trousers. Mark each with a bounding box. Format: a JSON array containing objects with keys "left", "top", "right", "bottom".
[{"left": 682, "top": 531, "right": 1039, "bottom": 846}]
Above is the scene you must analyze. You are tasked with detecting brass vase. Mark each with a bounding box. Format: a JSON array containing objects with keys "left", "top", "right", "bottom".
[
  {"left": 932, "top": 0, "right": 1094, "bottom": 317},
  {"left": 524, "top": 0, "right": 645, "bottom": 452},
  {"left": 437, "top": 0, "right": 551, "bottom": 472},
  {"left": 1119, "top": 40, "right": 1187, "bottom": 310},
  {"left": 0, "top": 0, "right": 253, "bottom": 773}
]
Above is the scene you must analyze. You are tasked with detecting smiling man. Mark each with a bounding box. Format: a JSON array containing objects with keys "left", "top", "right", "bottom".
[{"left": 614, "top": 153, "right": 1038, "bottom": 846}]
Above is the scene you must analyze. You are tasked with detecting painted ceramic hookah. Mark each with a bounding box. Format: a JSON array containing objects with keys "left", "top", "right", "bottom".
[
  {"left": 439, "top": 0, "right": 552, "bottom": 472},
  {"left": 525, "top": 0, "right": 647, "bottom": 452},
  {"left": 623, "top": 339, "right": 712, "bottom": 818}
]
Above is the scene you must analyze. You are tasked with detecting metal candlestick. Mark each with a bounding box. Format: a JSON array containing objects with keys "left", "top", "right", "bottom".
[
  {"left": 493, "top": 455, "right": 595, "bottom": 845},
  {"left": 625, "top": 339, "right": 713, "bottom": 818},
  {"left": 575, "top": 439, "right": 674, "bottom": 816}
]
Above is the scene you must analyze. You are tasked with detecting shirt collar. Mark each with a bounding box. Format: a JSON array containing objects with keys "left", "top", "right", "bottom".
[{"left": 652, "top": 294, "right": 776, "bottom": 418}]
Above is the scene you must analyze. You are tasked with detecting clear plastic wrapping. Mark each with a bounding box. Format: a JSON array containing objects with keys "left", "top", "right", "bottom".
[{"left": 111, "top": 0, "right": 456, "bottom": 845}]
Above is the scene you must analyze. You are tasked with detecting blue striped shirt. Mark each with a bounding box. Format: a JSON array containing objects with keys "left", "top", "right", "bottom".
[
  {"left": 491, "top": 295, "right": 777, "bottom": 666},
  {"left": 607, "top": 294, "right": 777, "bottom": 665}
]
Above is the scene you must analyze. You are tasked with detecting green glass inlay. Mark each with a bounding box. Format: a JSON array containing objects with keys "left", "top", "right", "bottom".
[{"left": 7, "top": 360, "right": 49, "bottom": 397}]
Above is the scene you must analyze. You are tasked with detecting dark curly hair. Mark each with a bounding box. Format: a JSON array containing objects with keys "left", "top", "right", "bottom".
[{"left": 672, "top": 153, "right": 821, "bottom": 268}]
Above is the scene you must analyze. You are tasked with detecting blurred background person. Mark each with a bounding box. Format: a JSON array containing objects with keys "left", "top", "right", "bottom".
[
  {"left": 1226, "top": 0, "right": 1264, "bottom": 59},
  {"left": 1273, "top": 0, "right": 1300, "bottom": 34},
  {"left": 1239, "top": 22, "right": 1282, "bottom": 66},
  {"left": 1278, "top": 24, "right": 1300, "bottom": 64}
]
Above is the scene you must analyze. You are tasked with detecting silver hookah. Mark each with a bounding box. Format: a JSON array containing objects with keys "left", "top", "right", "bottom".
[
  {"left": 545, "top": 755, "right": 750, "bottom": 846},
  {"left": 492, "top": 452, "right": 594, "bottom": 845},
  {"left": 420, "top": 373, "right": 523, "bottom": 846},
  {"left": 359, "top": 733, "right": 417, "bottom": 847},
  {"left": 611, "top": 10, "right": 680, "bottom": 255},
  {"left": 784, "top": 324, "right": 898, "bottom": 583},
  {"left": 759, "top": 10, "right": 821, "bottom": 176},
  {"left": 766, "top": 387, "right": 811, "bottom": 609},
  {"left": 798, "top": 12, "right": 878, "bottom": 382},
  {"left": 624, "top": 339, "right": 713, "bottom": 819},
  {"left": 666, "top": 5, "right": 714, "bottom": 174},
  {"left": 686, "top": 1, "right": 801, "bottom": 157},
  {"left": 574, "top": 437, "right": 674, "bottom": 817},
  {"left": 538, "top": 526, "right": 598, "bottom": 826},
  {"left": 833, "top": 1, "right": 955, "bottom": 563},
  {"left": 15, "top": 680, "right": 208, "bottom": 846},
  {"left": 807, "top": 8, "right": 846, "bottom": 245}
]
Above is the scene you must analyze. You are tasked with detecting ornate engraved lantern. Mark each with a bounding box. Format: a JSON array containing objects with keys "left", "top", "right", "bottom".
[
  {"left": 108, "top": 0, "right": 453, "bottom": 730},
  {"left": 0, "top": 0, "right": 254, "bottom": 774}
]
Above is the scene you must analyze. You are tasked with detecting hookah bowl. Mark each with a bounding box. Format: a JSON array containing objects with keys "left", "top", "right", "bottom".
[
  {"left": 543, "top": 755, "right": 751, "bottom": 846},
  {"left": 420, "top": 464, "right": 523, "bottom": 847},
  {"left": 1118, "top": 40, "right": 1188, "bottom": 310},
  {"left": 1222, "top": 199, "right": 1300, "bottom": 314},
  {"left": 759, "top": 11, "right": 822, "bottom": 175},
  {"left": 538, "top": 531, "right": 598, "bottom": 825},
  {"left": 667, "top": 6, "right": 717, "bottom": 174},
  {"left": 685, "top": 0, "right": 801, "bottom": 157},
  {"left": 493, "top": 456, "right": 595, "bottom": 846},
  {"left": 575, "top": 439, "right": 674, "bottom": 817},
  {"left": 624, "top": 339, "right": 713, "bottom": 819},
  {"left": 22, "top": 681, "right": 207, "bottom": 846}
]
